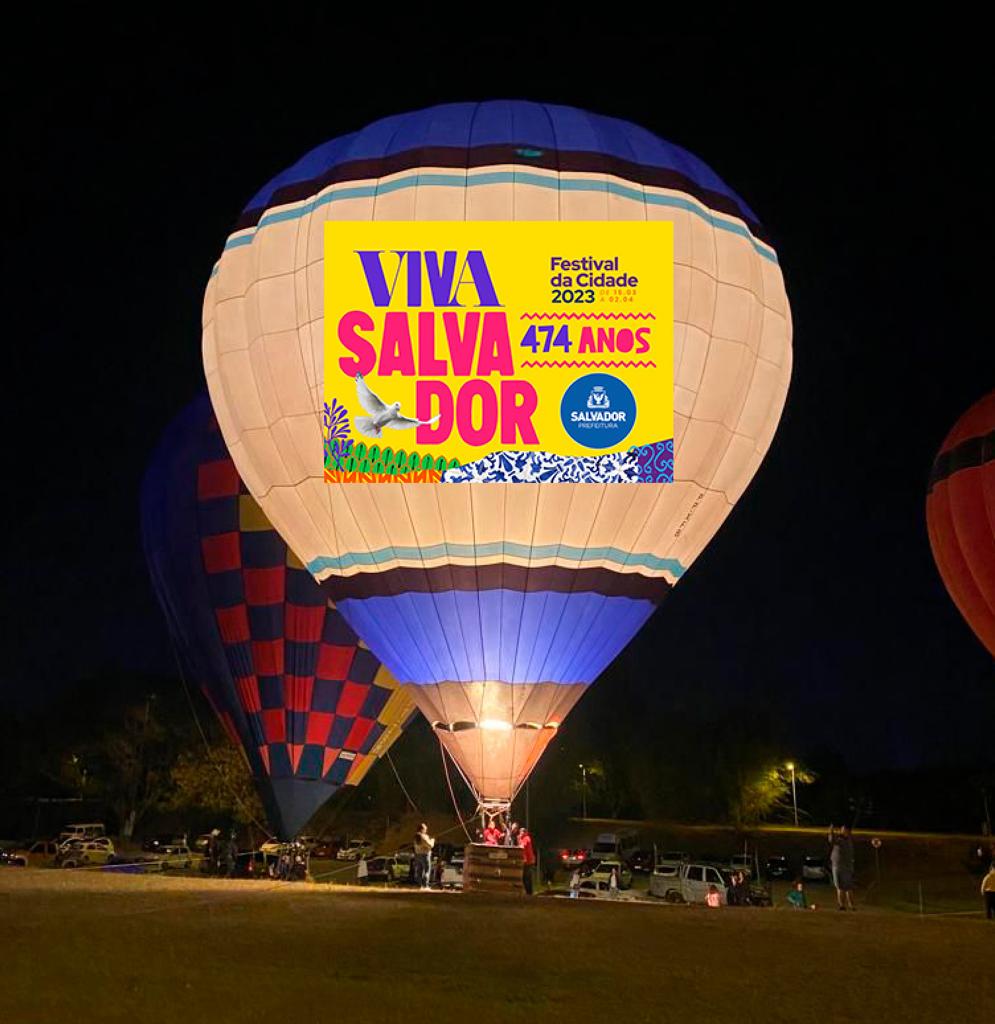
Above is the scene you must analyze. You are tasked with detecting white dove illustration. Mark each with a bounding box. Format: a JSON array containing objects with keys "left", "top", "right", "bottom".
[{"left": 352, "top": 373, "right": 441, "bottom": 439}]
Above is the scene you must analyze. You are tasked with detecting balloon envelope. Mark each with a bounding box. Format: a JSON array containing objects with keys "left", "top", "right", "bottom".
[
  {"left": 926, "top": 391, "right": 995, "bottom": 657},
  {"left": 141, "top": 394, "right": 414, "bottom": 837},
  {"left": 202, "top": 102, "right": 792, "bottom": 805}
]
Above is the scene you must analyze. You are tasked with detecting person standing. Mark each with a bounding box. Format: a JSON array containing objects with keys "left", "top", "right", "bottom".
[
  {"left": 414, "top": 823, "right": 435, "bottom": 890},
  {"left": 981, "top": 863, "right": 995, "bottom": 920},
  {"left": 569, "top": 868, "right": 581, "bottom": 898},
  {"left": 225, "top": 832, "right": 238, "bottom": 878},
  {"left": 357, "top": 855, "right": 369, "bottom": 886},
  {"left": 829, "top": 824, "right": 856, "bottom": 910},
  {"left": 207, "top": 829, "right": 221, "bottom": 876},
  {"left": 609, "top": 867, "right": 619, "bottom": 898},
  {"left": 519, "top": 827, "right": 536, "bottom": 895}
]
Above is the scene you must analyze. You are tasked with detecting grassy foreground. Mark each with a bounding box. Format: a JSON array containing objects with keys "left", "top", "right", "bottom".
[{"left": 1, "top": 869, "right": 990, "bottom": 1024}]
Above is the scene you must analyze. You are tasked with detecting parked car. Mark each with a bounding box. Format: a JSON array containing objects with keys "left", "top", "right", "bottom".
[
  {"left": 627, "top": 848, "right": 655, "bottom": 874},
  {"left": 649, "top": 861, "right": 730, "bottom": 904},
  {"left": 728, "top": 853, "right": 755, "bottom": 878},
  {"left": 337, "top": 839, "right": 374, "bottom": 861},
  {"left": 556, "top": 843, "right": 585, "bottom": 868},
  {"left": 159, "top": 844, "right": 198, "bottom": 870},
  {"left": 653, "top": 851, "right": 689, "bottom": 879},
  {"left": 764, "top": 855, "right": 792, "bottom": 879},
  {"left": 142, "top": 834, "right": 188, "bottom": 853},
  {"left": 802, "top": 856, "right": 830, "bottom": 882},
  {"left": 558, "top": 848, "right": 589, "bottom": 869},
  {"left": 390, "top": 851, "right": 414, "bottom": 882},
  {"left": 583, "top": 858, "right": 633, "bottom": 890},
  {"left": 2, "top": 840, "right": 59, "bottom": 867},
  {"left": 57, "top": 838, "right": 116, "bottom": 868},
  {"left": 364, "top": 856, "right": 394, "bottom": 883},
  {"left": 193, "top": 833, "right": 215, "bottom": 852},
  {"left": 440, "top": 851, "right": 464, "bottom": 889},
  {"left": 576, "top": 878, "right": 640, "bottom": 900},
  {"left": 57, "top": 823, "right": 106, "bottom": 846},
  {"left": 590, "top": 830, "right": 639, "bottom": 859}
]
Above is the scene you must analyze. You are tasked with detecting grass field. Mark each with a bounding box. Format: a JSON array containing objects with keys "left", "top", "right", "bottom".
[{"left": 1, "top": 869, "right": 990, "bottom": 1024}]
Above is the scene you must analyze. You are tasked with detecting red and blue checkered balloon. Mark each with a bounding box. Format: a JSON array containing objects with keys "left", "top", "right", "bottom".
[{"left": 141, "top": 394, "right": 414, "bottom": 837}]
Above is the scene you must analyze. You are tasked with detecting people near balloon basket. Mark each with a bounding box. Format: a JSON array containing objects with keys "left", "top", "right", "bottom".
[
  {"left": 357, "top": 855, "right": 369, "bottom": 886},
  {"left": 414, "top": 823, "right": 435, "bottom": 889},
  {"left": 483, "top": 823, "right": 502, "bottom": 846},
  {"left": 981, "top": 864, "right": 995, "bottom": 920},
  {"left": 705, "top": 884, "right": 722, "bottom": 908},
  {"left": 519, "top": 827, "right": 536, "bottom": 895},
  {"left": 786, "top": 881, "right": 811, "bottom": 910}
]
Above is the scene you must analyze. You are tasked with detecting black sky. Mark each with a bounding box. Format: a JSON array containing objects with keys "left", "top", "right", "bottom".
[{"left": 3, "top": 25, "right": 992, "bottom": 771}]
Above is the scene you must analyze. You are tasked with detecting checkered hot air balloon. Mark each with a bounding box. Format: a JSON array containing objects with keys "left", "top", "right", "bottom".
[
  {"left": 202, "top": 102, "right": 792, "bottom": 818},
  {"left": 141, "top": 394, "right": 415, "bottom": 838}
]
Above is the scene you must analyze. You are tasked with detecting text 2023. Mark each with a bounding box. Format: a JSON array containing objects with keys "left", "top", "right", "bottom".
[{"left": 551, "top": 288, "right": 595, "bottom": 303}]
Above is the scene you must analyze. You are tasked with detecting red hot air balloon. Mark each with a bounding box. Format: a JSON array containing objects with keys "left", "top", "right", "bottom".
[{"left": 926, "top": 390, "right": 995, "bottom": 657}]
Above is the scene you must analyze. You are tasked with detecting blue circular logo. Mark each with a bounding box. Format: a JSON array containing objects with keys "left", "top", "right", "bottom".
[{"left": 560, "top": 373, "right": 637, "bottom": 450}]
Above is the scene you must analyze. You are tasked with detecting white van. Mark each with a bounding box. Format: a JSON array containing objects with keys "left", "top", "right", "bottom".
[
  {"left": 58, "top": 823, "right": 106, "bottom": 847},
  {"left": 650, "top": 862, "right": 729, "bottom": 904},
  {"left": 591, "top": 831, "right": 638, "bottom": 857}
]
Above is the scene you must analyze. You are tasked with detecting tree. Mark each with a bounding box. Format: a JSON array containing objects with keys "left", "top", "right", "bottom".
[
  {"left": 731, "top": 763, "right": 816, "bottom": 826},
  {"left": 168, "top": 741, "right": 265, "bottom": 827}
]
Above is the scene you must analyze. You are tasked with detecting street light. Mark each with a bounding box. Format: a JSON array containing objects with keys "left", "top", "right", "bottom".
[
  {"left": 786, "top": 762, "right": 799, "bottom": 827},
  {"left": 579, "top": 764, "right": 587, "bottom": 819}
]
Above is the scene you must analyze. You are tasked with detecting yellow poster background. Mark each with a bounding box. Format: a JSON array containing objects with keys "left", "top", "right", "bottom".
[{"left": 324, "top": 222, "right": 672, "bottom": 468}]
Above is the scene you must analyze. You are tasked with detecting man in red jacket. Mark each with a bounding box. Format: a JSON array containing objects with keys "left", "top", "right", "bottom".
[{"left": 519, "top": 826, "right": 536, "bottom": 895}]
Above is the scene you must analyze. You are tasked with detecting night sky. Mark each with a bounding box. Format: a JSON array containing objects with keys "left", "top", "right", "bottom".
[{"left": 4, "top": 26, "right": 992, "bottom": 772}]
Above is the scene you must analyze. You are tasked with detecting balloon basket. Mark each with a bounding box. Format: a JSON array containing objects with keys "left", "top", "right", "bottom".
[{"left": 463, "top": 843, "right": 526, "bottom": 896}]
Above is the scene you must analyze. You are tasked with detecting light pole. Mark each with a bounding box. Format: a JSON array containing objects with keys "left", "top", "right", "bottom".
[
  {"left": 579, "top": 764, "right": 587, "bottom": 819},
  {"left": 786, "top": 762, "right": 799, "bottom": 827}
]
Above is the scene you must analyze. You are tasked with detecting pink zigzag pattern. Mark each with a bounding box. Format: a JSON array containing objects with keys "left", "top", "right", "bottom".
[
  {"left": 521, "top": 360, "right": 657, "bottom": 369},
  {"left": 519, "top": 312, "right": 656, "bottom": 320}
]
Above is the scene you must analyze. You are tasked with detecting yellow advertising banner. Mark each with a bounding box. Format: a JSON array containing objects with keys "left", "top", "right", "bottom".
[{"left": 323, "top": 222, "right": 673, "bottom": 484}]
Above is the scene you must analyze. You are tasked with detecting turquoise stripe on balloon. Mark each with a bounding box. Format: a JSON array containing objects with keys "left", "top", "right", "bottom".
[
  {"left": 219, "top": 170, "right": 778, "bottom": 264},
  {"left": 306, "top": 543, "right": 685, "bottom": 578}
]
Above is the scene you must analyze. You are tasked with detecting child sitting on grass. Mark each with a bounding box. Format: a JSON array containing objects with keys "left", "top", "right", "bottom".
[{"left": 786, "top": 881, "right": 812, "bottom": 910}]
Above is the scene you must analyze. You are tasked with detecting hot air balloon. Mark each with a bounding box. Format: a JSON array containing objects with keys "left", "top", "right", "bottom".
[
  {"left": 202, "top": 102, "right": 792, "bottom": 830},
  {"left": 926, "top": 391, "right": 995, "bottom": 657},
  {"left": 141, "top": 394, "right": 415, "bottom": 839}
]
